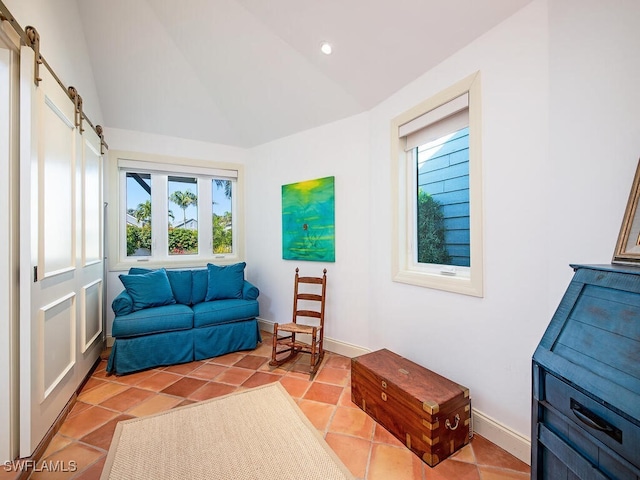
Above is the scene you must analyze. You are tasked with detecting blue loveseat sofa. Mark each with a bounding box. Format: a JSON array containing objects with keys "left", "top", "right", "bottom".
[{"left": 107, "top": 263, "right": 261, "bottom": 375}]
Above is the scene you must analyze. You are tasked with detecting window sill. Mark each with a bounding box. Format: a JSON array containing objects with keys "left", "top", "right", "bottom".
[
  {"left": 392, "top": 269, "right": 483, "bottom": 297},
  {"left": 110, "top": 255, "right": 243, "bottom": 272}
]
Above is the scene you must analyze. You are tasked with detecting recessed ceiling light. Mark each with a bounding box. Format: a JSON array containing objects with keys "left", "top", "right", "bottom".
[{"left": 320, "top": 42, "right": 332, "bottom": 55}]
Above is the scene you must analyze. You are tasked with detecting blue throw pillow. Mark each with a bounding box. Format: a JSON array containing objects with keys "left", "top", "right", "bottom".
[
  {"left": 166, "top": 269, "right": 193, "bottom": 305},
  {"left": 191, "top": 269, "right": 209, "bottom": 304},
  {"left": 205, "top": 262, "right": 246, "bottom": 301},
  {"left": 128, "top": 267, "right": 153, "bottom": 275},
  {"left": 119, "top": 268, "right": 176, "bottom": 311}
]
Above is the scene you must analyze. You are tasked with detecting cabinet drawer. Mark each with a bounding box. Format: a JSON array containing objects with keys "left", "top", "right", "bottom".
[
  {"left": 543, "top": 372, "right": 640, "bottom": 469},
  {"left": 539, "top": 424, "right": 611, "bottom": 480},
  {"left": 541, "top": 404, "right": 640, "bottom": 480}
]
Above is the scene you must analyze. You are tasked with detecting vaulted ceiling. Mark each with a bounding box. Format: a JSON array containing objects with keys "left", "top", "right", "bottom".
[{"left": 76, "top": 0, "right": 533, "bottom": 148}]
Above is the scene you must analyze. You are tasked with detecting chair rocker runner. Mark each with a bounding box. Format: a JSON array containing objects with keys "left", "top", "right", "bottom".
[{"left": 270, "top": 268, "right": 327, "bottom": 376}]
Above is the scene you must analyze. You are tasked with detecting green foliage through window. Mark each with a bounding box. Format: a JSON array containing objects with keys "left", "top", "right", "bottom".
[
  {"left": 168, "top": 228, "right": 198, "bottom": 255},
  {"left": 126, "top": 224, "right": 152, "bottom": 255},
  {"left": 129, "top": 200, "right": 152, "bottom": 226},
  {"left": 416, "top": 190, "right": 450, "bottom": 265},
  {"left": 213, "top": 212, "right": 233, "bottom": 253}
]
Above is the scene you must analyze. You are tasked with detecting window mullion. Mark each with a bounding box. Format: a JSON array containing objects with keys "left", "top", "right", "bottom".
[
  {"left": 230, "top": 180, "right": 237, "bottom": 255},
  {"left": 152, "top": 173, "right": 169, "bottom": 259},
  {"left": 119, "top": 169, "right": 128, "bottom": 260},
  {"left": 409, "top": 148, "right": 418, "bottom": 266},
  {"left": 198, "top": 177, "right": 213, "bottom": 258}
]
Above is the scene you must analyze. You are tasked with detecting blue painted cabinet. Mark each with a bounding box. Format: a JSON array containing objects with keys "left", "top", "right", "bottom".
[{"left": 532, "top": 265, "right": 640, "bottom": 479}]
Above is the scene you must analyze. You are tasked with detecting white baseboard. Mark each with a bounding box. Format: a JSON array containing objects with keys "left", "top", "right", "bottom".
[
  {"left": 257, "top": 318, "right": 370, "bottom": 358},
  {"left": 106, "top": 335, "right": 115, "bottom": 348},
  {"left": 471, "top": 408, "right": 531, "bottom": 465}
]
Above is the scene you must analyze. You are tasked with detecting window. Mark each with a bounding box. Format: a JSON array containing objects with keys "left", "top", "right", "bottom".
[
  {"left": 391, "top": 72, "right": 483, "bottom": 297},
  {"left": 126, "top": 172, "right": 152, "bottom": 256},
  {"left": 109, "top": 151, "right": 243, "bottom": 269},
  {"left": 212, "top": 179, "right": 233, "bottom": 254},
  {"left": 168, "top": 176, "right": 198, "bottom": 256}
]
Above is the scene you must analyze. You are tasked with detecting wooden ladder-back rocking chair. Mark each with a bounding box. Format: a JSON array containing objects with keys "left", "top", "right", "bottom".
[{"left": 270, "top": 268, "right": 327, "bottom": 376}]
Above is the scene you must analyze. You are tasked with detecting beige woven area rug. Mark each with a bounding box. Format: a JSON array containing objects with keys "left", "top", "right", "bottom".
[{"left": 100, "top": 382, "right": 354, "bottom": 480}]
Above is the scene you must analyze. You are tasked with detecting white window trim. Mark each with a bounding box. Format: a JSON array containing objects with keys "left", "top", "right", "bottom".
[
  {"left": 390, "top": 72, "right": 483, "bottom": 297},
  {"left": 107, "top": 150, "right": 245, "bottom": 271}
]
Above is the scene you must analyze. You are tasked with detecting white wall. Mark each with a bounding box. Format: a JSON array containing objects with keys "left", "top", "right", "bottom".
[
  {"left": 546, "top": 0, "right": 640, "bottom": 306},
  {"left": 104, "top": 127, "right": 250, "bottom": 165},
  {"left": 5, "top": 0, "right": 103, "bottom": 125},
  {"left": 244, "top": 0, "right": 640, "bottom": 460},
  {"left": 246, "top": 113, "right": 372, "bottom": 349}
]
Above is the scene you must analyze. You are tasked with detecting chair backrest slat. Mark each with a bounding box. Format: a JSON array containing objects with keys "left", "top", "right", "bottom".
[
  {"left": 297, "top": 293, "right": 323, "bottom": 301},
  {"left": 291, "top": 268, "right": 327, "bottom": 326},
  {"left": 298, "top": 276, "right": 324, "bottom": 284}
]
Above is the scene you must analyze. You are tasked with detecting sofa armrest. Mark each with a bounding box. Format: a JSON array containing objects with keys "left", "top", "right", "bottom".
[
  {"left": 242, "top": 280, "right": 260, "bottom": 301},
  {"left": 112, "top": 290, "right": 134, "bottom": 316}
]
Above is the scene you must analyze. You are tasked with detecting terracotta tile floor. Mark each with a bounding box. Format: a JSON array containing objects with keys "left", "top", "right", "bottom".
[{"left": 6, "top": 331, "right": 530, "bottom": 480}]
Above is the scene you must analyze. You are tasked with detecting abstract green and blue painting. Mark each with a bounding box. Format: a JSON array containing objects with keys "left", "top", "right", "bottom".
[{"left": 282, "top": 176, "right": 335, "bottom": 262}]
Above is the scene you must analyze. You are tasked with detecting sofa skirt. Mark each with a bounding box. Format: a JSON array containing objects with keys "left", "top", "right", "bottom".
[
  {"left": 107, "top": 329, "right": 194, "bottom": 375},
  {"left": 194, "top": 318, "right": 262, "bottom": 361},
  {"left": 107, "top": 318, "right": 262, "bottom": 375}
]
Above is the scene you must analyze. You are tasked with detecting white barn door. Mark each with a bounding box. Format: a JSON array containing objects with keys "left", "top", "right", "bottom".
[{"left": 19, "top": 46, "right": 104, "bottom": 456}]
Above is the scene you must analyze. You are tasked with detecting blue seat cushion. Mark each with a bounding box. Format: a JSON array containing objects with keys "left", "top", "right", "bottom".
[
  {"left": 192, "top": 299, "right": 259, "bottom": 328},
  {"left": 112, "top": 304, "right": 194, "bottom": 338}
]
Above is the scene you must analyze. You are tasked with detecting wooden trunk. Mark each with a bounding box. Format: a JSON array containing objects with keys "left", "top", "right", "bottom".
[{"left": 351, "top": 349, "right": 471, "bottom": 467}]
